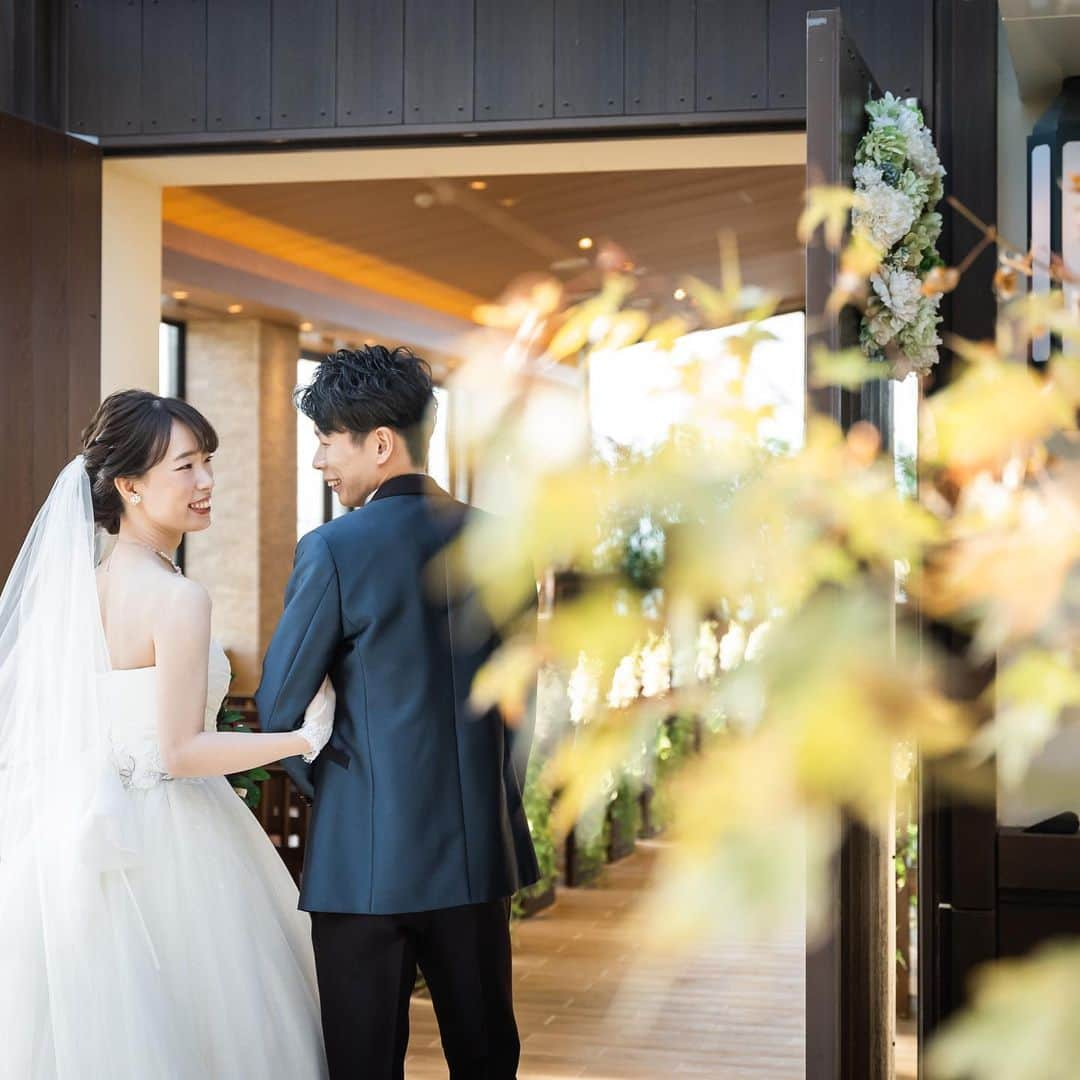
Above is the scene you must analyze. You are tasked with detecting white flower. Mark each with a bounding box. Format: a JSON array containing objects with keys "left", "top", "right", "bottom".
[
  {"left": 607, "top": 650, "right": 642, "bottom": 709},
  {"left": 857, "top": 92, "right": 944, "bottom": 378},
  {"left": 568, "top": 652, "right": 601, "bottom": 725},
  {"left": 640, "top": 633, "right": 672, "bottom": 699},
  {"left": 718, "top": 621, "right": 747, "bottom": 672},
  {"left": 744, "top": 621, "right": 772, "bottom": 662},
  {"left": 853, "top": 163, "right": 917, "bottom": 251},
  {"left": 895, "top": 107, "right": 945, "bottom": 183},
  {"left": 908, "top": 128, "right": 944, "bottom": 182},
  {"left": 897, "top": 295, "right": 942, "bottom": 374},
  {"left": 867, "top": 91, "right": 909, "bottom": 130},
  {"left": 872, "top": 267, "right": 923, "bottom": 323},
  {"left": 866, "top": 302, "right": 897, "bottom": 348},
  {"left": 535, "top": 665, "right": 570, "bottom": 741},
  {"left": 695, "top": 620, "right": 720, "bottom": 682}
]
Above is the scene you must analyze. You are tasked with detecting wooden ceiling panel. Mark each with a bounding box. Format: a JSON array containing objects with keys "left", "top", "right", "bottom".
[{"left": 172, "top": 165, "right": 806, "bottom": 314}]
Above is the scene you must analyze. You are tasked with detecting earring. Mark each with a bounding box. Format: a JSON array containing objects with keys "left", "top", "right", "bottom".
[{"left": 131, "top": 494, "right": 141, "bottom": 505}]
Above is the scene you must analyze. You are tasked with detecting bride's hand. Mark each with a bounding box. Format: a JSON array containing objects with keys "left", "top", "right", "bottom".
[{"left": 297, "top": 676, "right": 335, "bottom": 764}]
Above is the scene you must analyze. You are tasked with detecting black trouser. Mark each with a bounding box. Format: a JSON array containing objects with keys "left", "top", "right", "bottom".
[{"left": 310, "top": 898, "right": 519, "bottom": 1080}]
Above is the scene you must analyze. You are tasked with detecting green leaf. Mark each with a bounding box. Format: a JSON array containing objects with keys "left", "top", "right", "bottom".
[{"left": 809, "top": 345, "right": 890, "bottom": 390}]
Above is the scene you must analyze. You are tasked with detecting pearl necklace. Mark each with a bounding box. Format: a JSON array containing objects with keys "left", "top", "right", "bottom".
[{"left": 113, "top": 539, "right": 183, "bottom": 576}]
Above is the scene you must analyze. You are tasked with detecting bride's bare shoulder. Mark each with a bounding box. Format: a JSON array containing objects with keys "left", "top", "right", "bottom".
[
  {"left": 165, "top": 573, "right": 210, "bottom": 609},
  {"left": 151, "top": 573, "right": 211, "bottom": 630}
]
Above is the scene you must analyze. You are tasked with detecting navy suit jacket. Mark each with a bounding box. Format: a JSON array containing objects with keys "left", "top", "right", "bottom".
[{"left": 255, "top": 473, "right": 540, "bottom": 915}]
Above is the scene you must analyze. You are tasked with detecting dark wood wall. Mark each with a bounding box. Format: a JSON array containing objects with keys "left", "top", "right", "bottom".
[
  {"left": 0, "top": 111, "right": 101, "bottom": 579},
  {"left": 51, "top": 0, "right": 934, "bottom": 148},
  {"left": 919, "top": 0, "right": 1001, "bottom": 1055},
  {"left": 0, "top": 0, "right": 65, "bottom": 128}
]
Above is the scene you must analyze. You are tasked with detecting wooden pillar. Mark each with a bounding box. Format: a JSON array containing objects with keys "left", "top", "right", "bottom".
[{"left": 0, "top": 111, "right": 100, "bottom": 580}]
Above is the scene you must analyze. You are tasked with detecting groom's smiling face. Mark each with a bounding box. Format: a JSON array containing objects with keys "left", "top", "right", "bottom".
[{"left": 313, "top": 426, "right": 387, "bottom": 508}]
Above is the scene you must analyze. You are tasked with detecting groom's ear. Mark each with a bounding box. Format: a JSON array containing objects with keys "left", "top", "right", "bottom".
[{"left": 372, "top": 426, "right": 395, "bottom": 464}]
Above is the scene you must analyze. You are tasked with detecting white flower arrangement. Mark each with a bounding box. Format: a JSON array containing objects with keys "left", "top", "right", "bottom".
[
  {"left": 695, "top": 620, "right": 721, "bottom": 682},
  {"left": 639, "top": 632, "right": 673, "bottom": 699},
  {"left": 607, "top": 649, "right": 642, "bottom": 709},
  {"left": 568, "top": 652, "right": 602, "bottom": 726},
  {"left": 854, "top": 93, "right": 946, "bottom": 379}
]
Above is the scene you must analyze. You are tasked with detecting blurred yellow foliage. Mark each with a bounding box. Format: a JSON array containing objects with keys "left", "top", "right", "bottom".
[{"left": 446, "top": 178, "right": 1080, "bottom": 1069}]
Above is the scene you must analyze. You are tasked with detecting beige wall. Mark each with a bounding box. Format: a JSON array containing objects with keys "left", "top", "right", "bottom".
[
  {"left": 258, "top": 322, "right": 301, "bottom": 673},
  {"left": 111, "top": 132, "right": 806, "bottom": 189},
  {"left": 101, "top": 163, "right": 161, "bottom": 396},
  {"left": 183, "top": 318, "right": 298, "bottom": 694}
]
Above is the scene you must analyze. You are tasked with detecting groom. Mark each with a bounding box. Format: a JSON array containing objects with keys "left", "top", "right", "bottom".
[{"left": 255, "top": 345, "right": 539, "bottom": 1080}]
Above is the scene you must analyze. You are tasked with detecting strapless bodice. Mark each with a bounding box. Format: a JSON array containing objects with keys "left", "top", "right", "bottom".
[{"left": 99, "top": 639, "right": 232, "bottom": 789}]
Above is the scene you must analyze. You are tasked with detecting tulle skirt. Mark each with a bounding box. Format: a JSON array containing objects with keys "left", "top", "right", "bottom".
[{"left": 0, "top": 774, "right": 328, "bottom": 1079}]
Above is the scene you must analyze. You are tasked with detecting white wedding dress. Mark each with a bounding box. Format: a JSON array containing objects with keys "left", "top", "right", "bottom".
[{"left": 0, "top": 638, "right": 329, "bottom": 1079}]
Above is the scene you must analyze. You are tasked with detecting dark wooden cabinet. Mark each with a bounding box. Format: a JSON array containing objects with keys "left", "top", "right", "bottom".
[
  {"left": 998, "top": 829, "right": 1080, "bottom": 959},
  {"left": 253, "top": 766, "right": 312, "bottom": 884}
]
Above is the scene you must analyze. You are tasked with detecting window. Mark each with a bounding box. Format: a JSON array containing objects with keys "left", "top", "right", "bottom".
[
  {"left": 429, "top": 385, "right": 451, "bottom": 493},
  {"left": 588, "top": 311, "right": 807, "bottom": 457},
  {"left": 159, "top": 321, "right": 185, "bottom": 398},
  {"left": 296, "top": 358, "right": 325, "bottom": 539}
]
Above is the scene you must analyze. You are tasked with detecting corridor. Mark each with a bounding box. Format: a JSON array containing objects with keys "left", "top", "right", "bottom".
[{"left": 407, "top": 841, "right": 805, "bottom": 1078}]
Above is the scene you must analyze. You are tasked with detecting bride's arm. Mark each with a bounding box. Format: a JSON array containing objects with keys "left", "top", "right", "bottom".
[{"left": 154, "top": 577, "right": 311, "bottom": 778}]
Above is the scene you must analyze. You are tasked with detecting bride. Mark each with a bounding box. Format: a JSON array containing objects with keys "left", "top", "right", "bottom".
[{"left": 0, "top": 390, "right": 332, "bottom": 1078}]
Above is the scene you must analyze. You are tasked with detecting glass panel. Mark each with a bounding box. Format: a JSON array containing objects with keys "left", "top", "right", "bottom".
[
  {"left": 429, "top": 385, "right": 451, "bottom": 492},
  {"left": 159, "top": 322, "right": 181, "bottom": 398},
  {"left": 589, "top": 311, "right": 806, "bottom": 456},
  {"left": 296, "top": 358, "right": 325, "bottom": 539}
]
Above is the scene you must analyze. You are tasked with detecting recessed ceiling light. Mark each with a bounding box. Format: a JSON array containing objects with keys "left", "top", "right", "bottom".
[
  {"left": 498, "top": 197, "right": 518, "bottom": 208},
  {"left": 578, "top": 236, "right": 594, "bottom": 250},
  {"left": 413, "top": 192, "right": 436, "bottom": 209},
  {"left": 171, "top": 290, "right": 189, "bottom": 301},
  {"left": 299, "top": 321, "right": 313, "bottom": 332},
  {"left": 469, "top": 180, "right": 488, "bottom": 191},
  {"left": 227, "top": 304, "right": 243, "bottom": 314},
  {"left": 673, "top": 287, "right": 687, "bottom": 301},
  {"left": 550, "top": 256, "right": 590, "bottom": 272}
]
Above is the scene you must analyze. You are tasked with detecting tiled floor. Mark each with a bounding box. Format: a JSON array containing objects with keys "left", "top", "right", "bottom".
[{"left": 405, "top": 840, "right": 805, "bottom": 1078}]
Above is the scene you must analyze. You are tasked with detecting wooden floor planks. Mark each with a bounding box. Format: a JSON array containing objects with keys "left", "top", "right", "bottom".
[{"left": 405, "top": 840, "right": 805, "bottom": 1079}]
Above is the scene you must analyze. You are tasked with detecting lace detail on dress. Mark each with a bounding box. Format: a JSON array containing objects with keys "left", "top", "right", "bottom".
[
  {"left": 111, "top": 736, "right": 169, "bottom": 791},
  {"left": 103, "top": 640, "right": 232, "bottom": 791}
]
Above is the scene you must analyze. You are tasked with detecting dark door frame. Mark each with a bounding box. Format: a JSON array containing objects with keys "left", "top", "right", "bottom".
[
  {"left": 919, "top": 0, "right": 1000, "bottom": 1067},
  {"left": 804, "top": 12, "right": 890, "bottom": 1078},
  {"left": 805, "top": 4, "right": 1000, "bottom": 1076}
]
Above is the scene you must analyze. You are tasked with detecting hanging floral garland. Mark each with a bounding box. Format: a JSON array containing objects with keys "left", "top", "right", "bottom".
[{"left": 853, "top": 93, "right": 946, "bottom": 379}]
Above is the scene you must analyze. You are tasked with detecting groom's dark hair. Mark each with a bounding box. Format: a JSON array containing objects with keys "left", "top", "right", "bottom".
[{"left": 296, "top": 345, "right": 436, "bottom": 466}]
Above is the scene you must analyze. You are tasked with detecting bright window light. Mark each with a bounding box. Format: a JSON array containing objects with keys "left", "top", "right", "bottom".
[{"left": 588, "top": 311, "right": 807, "bottom": 457}]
